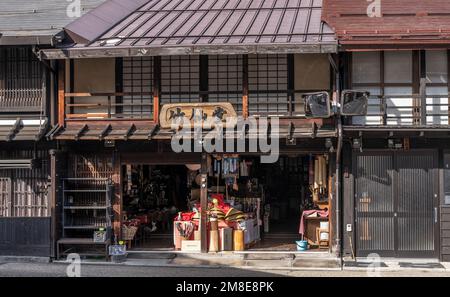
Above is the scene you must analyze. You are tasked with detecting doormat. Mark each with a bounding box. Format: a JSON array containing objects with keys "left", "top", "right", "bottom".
[
  {"left": 399, "top": 262, "right": 444, "bottom": 269},
  {"left": 344, "top": 261, "right": 388, "bottom": 268}
]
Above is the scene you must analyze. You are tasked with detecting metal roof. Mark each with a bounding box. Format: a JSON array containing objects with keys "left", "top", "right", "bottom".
[
  {"left": 322, "top": 0, "right": 450, "bottom": 49},
  {"left": 41, "top": 0, "right": 337, "bottom": 59},
  {"left": 0, "top": 0, "right": 106, "bottom": 45}
]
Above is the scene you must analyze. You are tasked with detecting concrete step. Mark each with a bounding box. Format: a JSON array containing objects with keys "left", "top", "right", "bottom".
[
  {"left": 127, "top": 252, "right": 177, "bottom": 260},
  {"left": 243, "top": 253, "right": 295, "bottom": 260}
]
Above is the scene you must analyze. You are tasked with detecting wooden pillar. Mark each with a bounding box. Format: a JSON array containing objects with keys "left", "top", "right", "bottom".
[
  {"left": 200, "top": 55, "right": 209, "bottom": 102},
  {"left": 153, "top": 56, "right": 161, "bottom": 124},
  {"left": 200, "top": 153, "right": 209, "bottom": 253},
  {"left": 242, "top": 55, "right": 249, "bottom": 119},
  {"left": 58, "top": 60, "right": 66, "bottom": 127},
  {"left": 49, "top": 149, "right": 67, "bottom": 258},
  {"left": 447, "top": 50, "right": 450, "bottom": 125},
  {"left": 112, "top": 151, "right": 122, "bottom": 242}
]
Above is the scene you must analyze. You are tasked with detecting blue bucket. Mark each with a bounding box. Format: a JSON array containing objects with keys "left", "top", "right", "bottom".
[{"left": 296, "top": 240, "right": 308, "bottom": 251}]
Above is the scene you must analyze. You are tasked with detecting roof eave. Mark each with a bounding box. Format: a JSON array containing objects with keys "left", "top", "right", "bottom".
[{"left": 40, "top": 43, "right": 338, "bottom": 60}]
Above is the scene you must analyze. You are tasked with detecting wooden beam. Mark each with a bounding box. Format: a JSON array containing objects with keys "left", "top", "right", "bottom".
[
  {"left": 148, "top": 125, "right": 158, "bottom": 140},
  {"left": 58, "top": 60, "right": 66, "bottom": 127},
  {"left": 123, "top": 124, "right": 136, "bottom": 141},
  {"left": 242, "top": 54, "right": 249, "bottom": 119},
  {"left": 99, "top": 124, "right": 112, "bottom": 140},
  {"left": 112, "top": 151, "right": 122, "bottom": 243},
  {"left": 74, "top": 124, "right": 88, "bottom": 141},
  {"left": 40, "top": 44, "right": 339, "bottom": 60},
  {"left": 153, "top": 56, "right": 161, "bottom": 124}
]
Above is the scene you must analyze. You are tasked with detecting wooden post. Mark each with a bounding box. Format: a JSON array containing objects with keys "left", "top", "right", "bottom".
[
  {"left": 58, "top": 60, "right": 66, "bottom": 127},
  {"left": 242, "top": 55, "right": 249, "bottom": 119},
  {"left": 153, "top": 56, "right": 161, "bottom": 124},
  {"left": 112, "top": 151, "right": 122, "bottom": 242},
  {"left": 200, "top": 153, "right": 208, "bottom": 253}
]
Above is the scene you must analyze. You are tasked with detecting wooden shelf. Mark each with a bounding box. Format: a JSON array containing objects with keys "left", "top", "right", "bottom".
[
  {"left": 64, "top": 225, "right": 107, "bottom": 230},
  {"left": 64, "top": 206, "right": 109, "bottom": 210}
]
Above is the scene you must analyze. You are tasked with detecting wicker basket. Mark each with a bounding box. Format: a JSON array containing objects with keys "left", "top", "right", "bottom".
[{"left": 122, "top": 225, "right": 138, "bottom": 241}]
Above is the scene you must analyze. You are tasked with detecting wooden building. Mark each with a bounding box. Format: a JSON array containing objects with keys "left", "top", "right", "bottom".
[
  {"left": 322, "top": 0, "right": 450, "bottom": 261},
  {"left": 0, "top": 0, "right": 106, "bottom": 258},
  {"left": 40, "top": 0, "right": 342, "bottom": 257},
  {"left": 3, "top": 0, "right": 450, "bottom": 263}
]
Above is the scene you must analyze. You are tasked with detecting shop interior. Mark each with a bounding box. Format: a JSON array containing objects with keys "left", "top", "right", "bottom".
[{"left": 121, "top": 154, "right": 331, "bottom": 253}]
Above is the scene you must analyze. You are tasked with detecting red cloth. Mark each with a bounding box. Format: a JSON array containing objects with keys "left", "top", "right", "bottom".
[
  {"left": 174, "top": 212, "right": 196, "bottom": 222},
  {"left": 299, "top": 210, "right": 329, "bottom": 235}
]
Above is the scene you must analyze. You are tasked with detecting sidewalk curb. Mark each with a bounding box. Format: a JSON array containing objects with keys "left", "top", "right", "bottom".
[{"left": 52, "top": 260, "right": 343, "bottom": 271}]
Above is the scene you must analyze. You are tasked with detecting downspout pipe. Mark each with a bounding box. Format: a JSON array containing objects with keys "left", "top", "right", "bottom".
[
  {"left": 329, "top": 54, "right": 343, "bottom": 267},
  {"left": 335, "top": 115, "right": 343, "bottom": 267}
]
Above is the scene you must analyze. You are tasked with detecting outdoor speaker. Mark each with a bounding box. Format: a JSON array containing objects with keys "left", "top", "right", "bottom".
[
  {"left": 303, "top": 91, "right": 331, "bottom": 118},
  {"left": 341, "top": 90, "right": 370, "bottom": 116}
]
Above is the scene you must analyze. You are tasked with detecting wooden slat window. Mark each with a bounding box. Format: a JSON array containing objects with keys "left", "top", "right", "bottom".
[
  {"left": 0, "top": 47, "right": 45, "bottom": 113},
  {"left": 0, "top": 150, "right": 50, "bottom": 218},
  {"left": 122, "top": 57, "right": 154, "bottom": 119},
  {"left": 425, "top": 50, "right": 449, "bottom": 125},
  {"left": 248, "top": 54, "right": 289, "bottom": 116},
  {"left": 208, "top": 55, "right": 243, "bottom": 112},
  {"left": 161, "top": 55, "right": 200, "bottom": 104},
  {"left": 351, "top": 51, "right": 415, "bottom": 126}
]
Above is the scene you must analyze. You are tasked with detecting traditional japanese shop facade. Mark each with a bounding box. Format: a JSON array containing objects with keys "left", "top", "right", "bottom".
[
  {"left": 40, "top": 0, "right": 347, "bottom": 258},
  {"left": 0, "top": 0, "right": 106, "bottom": 258},
  {"left": 322, "top": 0, "right": 450, "bottom": 261}
]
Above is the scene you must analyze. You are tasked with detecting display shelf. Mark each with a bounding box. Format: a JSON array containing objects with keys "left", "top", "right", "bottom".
[
  {"left": 58, "top": 178, "right": 113, "bottom": 260},
  {"left": 63, "top": 225, "right": 109, "bottom": 230}
]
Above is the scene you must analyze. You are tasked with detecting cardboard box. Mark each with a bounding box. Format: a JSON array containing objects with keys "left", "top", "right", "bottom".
[{"left": 181, "top": 240, "right": 201, "bottom": 252}]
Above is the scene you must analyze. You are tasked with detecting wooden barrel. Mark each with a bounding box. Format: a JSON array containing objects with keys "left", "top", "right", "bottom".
[{"left": 233, "top": 230, "right": 245, "bottom": 251}]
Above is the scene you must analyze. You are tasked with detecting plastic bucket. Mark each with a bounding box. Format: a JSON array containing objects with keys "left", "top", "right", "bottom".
[{"left": 296, "top": 240, "right": 308, "bottom": 251}]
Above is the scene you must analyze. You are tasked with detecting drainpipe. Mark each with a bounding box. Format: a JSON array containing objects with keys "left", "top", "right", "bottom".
[
  {"left": 329, "top": 54, "right": 343, "bottom": 267},
  {"left": 335, "top": 117, "right": 343, "bottom": 267}
]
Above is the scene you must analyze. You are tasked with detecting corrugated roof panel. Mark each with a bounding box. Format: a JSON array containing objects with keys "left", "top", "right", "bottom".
[
  {"left": 0, "top": 0, "right": 106, "bottom": 42},
  {"left": 322, "top": 0, "right": 450, "bottom": 48},
  {"left": 42, "top": 0, "right": 337, "bottom": 58}
]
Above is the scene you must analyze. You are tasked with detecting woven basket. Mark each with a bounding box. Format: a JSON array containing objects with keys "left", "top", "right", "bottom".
[{"left": 122, "top": 225, "right": 138, "bottom": 241}]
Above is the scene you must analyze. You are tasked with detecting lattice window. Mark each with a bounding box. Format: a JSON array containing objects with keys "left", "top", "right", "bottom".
[
  {"left": 0, "top": 150, "right": 49, "bottom": 218},
  {"left": 248, "top": 54, "right": 289, "bottom": 115},
  {"left": 161, "top": 55, "right": 200, "bottom": 104},
  {"left": 208, "top": 55, "right": 243, "bottom": 112},
  {"left": 351, "top": 51, "right": 416, "bottom": 126},
  {"left": 122, "top": 57, "right": 154, "bottom": 119},
  {"left": 0, "top": 47, "right": 44, "bottom": 113}
]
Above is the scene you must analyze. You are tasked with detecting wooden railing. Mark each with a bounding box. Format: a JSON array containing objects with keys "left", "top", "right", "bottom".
[
  {"left": 64, "top": 92, "right": 154, "bottom": 121},
  {"left": 0, "top": 88, "right": 45, "bottom": 113},
  {"left": 351, "top": 93, "right": 450, "bottom": 126}
]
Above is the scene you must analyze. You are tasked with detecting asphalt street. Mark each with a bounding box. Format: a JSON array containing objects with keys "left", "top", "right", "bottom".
[{"left": 0, "top": 262, "right": 449, "bottom": 277}]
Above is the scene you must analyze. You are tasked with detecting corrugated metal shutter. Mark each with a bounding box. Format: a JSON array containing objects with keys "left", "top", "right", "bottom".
[
  {"left": 397, "top": 153, "right": 435, "bottom": 253},
  {"left": 355, "top": 154, "right": 395, "bottom": 255},
  {"left": 355, "top": 151, "right": 438, "bottom": 258}
]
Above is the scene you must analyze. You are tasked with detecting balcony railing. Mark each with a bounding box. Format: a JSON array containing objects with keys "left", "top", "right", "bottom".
[
  {"left": 64, "top": 92, "right": 154, "bottom": 121},
  {"left": 351, "top": 94, "right": 450, "bottom": 126},
  {"left": 0, "top": 88, "right": 45, "bottom": 113}
]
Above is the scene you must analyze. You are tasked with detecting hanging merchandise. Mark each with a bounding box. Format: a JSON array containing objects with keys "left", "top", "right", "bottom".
[
  {"left": 175, "top": 221, "right": 195, "bottom": 239},
  {"left": 310, "top": 155, "right": 328, "bottom": 204}
]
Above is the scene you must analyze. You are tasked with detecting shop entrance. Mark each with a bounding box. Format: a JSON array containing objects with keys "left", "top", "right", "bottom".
[
  {"left": 209, "top": 155, "right": 332, "bottom": 252},
  {"left": 121, "top": 163, "right": 198, "bottom": 250},
  {"left": 120, "top": 153, "right": 332, "bottom": 253}
]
